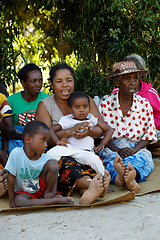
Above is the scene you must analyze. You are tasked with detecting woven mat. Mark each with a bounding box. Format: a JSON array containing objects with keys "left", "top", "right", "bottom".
[
  {"left": 0, "top": 159, "right": 159, "bottom": 213},
  {"left": 0, "top": 186, "right": 134, "bottom": 213},
  {"left": 136, "top": 159, "right": 160, "bottom": 196}
]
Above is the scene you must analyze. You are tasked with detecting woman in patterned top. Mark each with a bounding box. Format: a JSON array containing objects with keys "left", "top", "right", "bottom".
[{"left": 99, "top": 61, "right": 157, "bottom": 193}]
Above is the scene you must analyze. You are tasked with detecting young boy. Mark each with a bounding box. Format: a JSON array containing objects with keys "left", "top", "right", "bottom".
[
  {"left": 47, "top": 91, "right": 113, "bottom": 176},
  {"left": 5, "top": 120, "right": 74, "bottom": 208}
]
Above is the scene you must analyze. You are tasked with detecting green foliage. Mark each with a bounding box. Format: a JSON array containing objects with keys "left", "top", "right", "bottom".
[
  {"left": 74, "top": 63, "right": 114, "bottom": 98},
  {"left": 1, "top": 0, "right": 160, "bottom": 96},
  {"left": 0, "top": 15, "right": 21, "bottom": 86}
]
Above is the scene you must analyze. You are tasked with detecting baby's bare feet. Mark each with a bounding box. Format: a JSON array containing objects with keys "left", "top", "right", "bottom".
[
  {"left": 100, "top": 170, "right": 111, "bottom": 198},
  {"left": 79, "top": 173, "right": 104, "bottom": 205},
  {"left": 113, "top": 155, "right": 125, "bottom": 187},
  {"left": 124, "top": 164, "right": 140, "bottom": 193}
]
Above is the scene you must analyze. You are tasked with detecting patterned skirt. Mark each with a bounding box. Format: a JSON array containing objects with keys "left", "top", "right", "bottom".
[{"left": 57, "top": 156, "right": 96, "bottom": 196}]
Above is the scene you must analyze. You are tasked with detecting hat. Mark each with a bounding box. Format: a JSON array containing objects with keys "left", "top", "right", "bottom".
[{"left": 104, "top": 61, "right": 148, "bottom": 80}]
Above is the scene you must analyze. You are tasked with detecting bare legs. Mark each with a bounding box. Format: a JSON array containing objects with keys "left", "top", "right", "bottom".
[
  {"left": 77, "top": 170, "right": 111, "bottom": 205},
  {"left": 0, "top": 150, "right": 8, "bottom": 168},
  {"left": 113, "top": 156, "right": 125, "bottom": 187},
  {"left": 14, "top": 160, "right": 74, "bottom": 207},
  {"left": 114, "top": 156, "right": 140, "bottom": 193},
  {"left": 0, "top": 168, "right": 8, "bottom": 197}
]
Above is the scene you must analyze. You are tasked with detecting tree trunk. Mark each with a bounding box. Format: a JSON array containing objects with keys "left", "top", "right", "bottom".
[{"left": 58, "top": 7, "right": 64, "bottom": 62}]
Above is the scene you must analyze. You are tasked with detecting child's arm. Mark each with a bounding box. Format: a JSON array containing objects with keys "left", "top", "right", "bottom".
[
  {"left": 7, "top": 172, "right": 16, "bottom": 208},
  {"left": 49, "top": 124, "right": 62, "bottom": 144},
  {"left": 1, "top": 133, "right": 8, "bottom": 157},
  {"left": 94, "top": 119, "right": 114, "bottom": 152}
]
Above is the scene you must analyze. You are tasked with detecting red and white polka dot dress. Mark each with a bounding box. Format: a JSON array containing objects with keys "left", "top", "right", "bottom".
[{"left": 99, "top": 92, "right": 157, "bottom": 143}]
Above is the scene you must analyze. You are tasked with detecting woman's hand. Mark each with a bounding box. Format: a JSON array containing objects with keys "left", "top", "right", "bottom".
[
  {"left": 118, "top": 147, "right": 134, "bottom": 159},
  {"left": 71, "top": 121, "right": 92, "bottom": 139}
]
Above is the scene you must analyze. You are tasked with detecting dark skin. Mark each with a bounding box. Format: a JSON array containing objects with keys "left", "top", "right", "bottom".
[
  {"left": 106, "top": 73, "right": 150, "bottom": 159},
  {"left": 8, "top": 127, "right": 74, "bottom": 208},
  {"left": 36, "top": 68, "right": 112, "bottom": 199},
  {"left": 123, "top": 59, "right": 160, "bottom": 154},
  {"left": 49, "top": 97, "right": 113, "bottom": 151},
  {"left": 132, "top": 71, "right": 160, "bottom": 154},
  {"left": 0, "top": 114, "right": 16, "bottom": 165},
  {"left": 36, "top": 69, "right": 104, "bottom": 146},
  {"left": 14, "top": 69, "right": 43, "bottom": 140}
]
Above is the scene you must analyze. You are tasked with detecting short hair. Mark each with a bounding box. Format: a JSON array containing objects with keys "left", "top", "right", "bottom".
[
  {"left": 124, "top": 54, "right": 147, "bottom": 78},
  {"left": 49, "top": 63, "right": 76, "bottom": 83},
  {"left": 18, "top": 63, "right": 42, "bottom": 82},
  {"left": 68, "top": 91, "right": 90, "bottom": 108},
  {"left": 22, "top": 120, "right": 49, "bottom": 143}
]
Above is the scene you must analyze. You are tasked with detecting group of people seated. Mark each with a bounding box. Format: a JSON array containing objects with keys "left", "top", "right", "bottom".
[{"left": 0, "top": 53, "right": 160, "bottom": 207}]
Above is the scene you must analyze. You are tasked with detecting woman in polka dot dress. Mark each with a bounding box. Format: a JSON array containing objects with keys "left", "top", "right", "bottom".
[{"left": 99, "top": 61, "right": 157, "bottom": 193}]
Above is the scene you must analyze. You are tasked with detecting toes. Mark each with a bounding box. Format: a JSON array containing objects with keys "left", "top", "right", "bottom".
[
  {"left": 95, "top": 173, "right": 102, "bottom": 180},
  {"left": 127, "top": 163, "right": 134, "bottom": 170},
  {"left": 114, "top": 155, "right": 120, "bottom": 163}
]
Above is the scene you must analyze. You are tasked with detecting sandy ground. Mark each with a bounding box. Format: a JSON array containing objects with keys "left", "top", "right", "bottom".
[{"left": 0, "top": 192, "right": 160, "bottom": 240}]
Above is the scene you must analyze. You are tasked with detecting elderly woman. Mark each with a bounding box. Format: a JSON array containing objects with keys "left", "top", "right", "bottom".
[
  {"left": 99, "top": 61, "right": 157, "bottom": 193},
  {"left": 36, "top": 63, "right": 112, "bottom": 205},
  {"left": 112, "top": 54, "right": 160, "bottom": 154}
]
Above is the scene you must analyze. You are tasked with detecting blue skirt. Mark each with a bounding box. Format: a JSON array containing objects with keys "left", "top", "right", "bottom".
[
  {"left": 8, "top": 125, "right": 24, "bottom": 154},
  {"left": 99, "top": 138, "right": 154, "bottom": 183}
]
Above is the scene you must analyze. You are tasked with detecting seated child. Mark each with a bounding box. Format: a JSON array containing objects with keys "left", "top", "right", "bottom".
[
  {"left": 47, "top": 91, "right": 113, "bottom": 176},
  {"left": 0, "top": 93, "right": 16, "bottom": 197},
  {"left": 5, "top": 120, "right": 74, "bottom": 208}
]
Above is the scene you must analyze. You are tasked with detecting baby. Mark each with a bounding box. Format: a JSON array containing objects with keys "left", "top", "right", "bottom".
[{"left": 47, "top": 91, "right": 113, "bottom": 176}]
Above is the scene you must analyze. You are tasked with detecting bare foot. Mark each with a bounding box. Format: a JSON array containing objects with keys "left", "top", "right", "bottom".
[
  {"left": 124, "top": 164, "right": 140, "bottom": 193},
  {"left": 100, "top": 170, "right": 111, "bottom": 198},
  {"left": 53, "top": 196, "right": 74, "bottom": 205},
  {"left": 113, "top": 155, "right": 126, "bottom": 187},
  {"left": 0, "top": 169, "right": 8, "bottom": 182},
  {"left": 79, "top": 173, "right": 104, "bottom": 205},
  {"left": 44, "top": 192, "right": 54, "bottom": 199},
  {"left": 0, "top": 179, "right": 7, "bottom": 197},
  {"left": 107, "top": 185, "right": 114, "bottom": 193}
]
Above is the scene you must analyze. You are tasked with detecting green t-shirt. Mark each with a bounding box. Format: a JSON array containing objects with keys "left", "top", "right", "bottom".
[{"left": 7, "top": 91, "right": 49, "bottom": 126}]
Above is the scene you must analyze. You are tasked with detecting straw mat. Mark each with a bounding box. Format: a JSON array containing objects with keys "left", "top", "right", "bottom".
[
  {"left": 136, "top": 159, "right": 160, "bottom": 196},
  {"left": 0, "top": 159, "right": 159, "bottom": 213},
  {"left": 0, "top": 186, "right": 134, "bottom": 213}
]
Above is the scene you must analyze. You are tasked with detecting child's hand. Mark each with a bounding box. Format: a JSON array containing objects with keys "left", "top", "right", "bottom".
[
  {"left": 94, "top": 143, "right": 105, "bottom": 153},
  {"left": 56, "top": 138, "right": 69, "bottom": 147},
  {"left": 10, "top": 200, "right": 15, "bottom": 208}
]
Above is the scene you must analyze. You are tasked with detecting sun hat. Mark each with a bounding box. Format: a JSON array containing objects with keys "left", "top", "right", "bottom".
[
  {"left": 104, "top": 61, "right": 148, "bottom": 81},
  {"left": 124, "top": 54, "right": 148, "bottom": 78}
]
